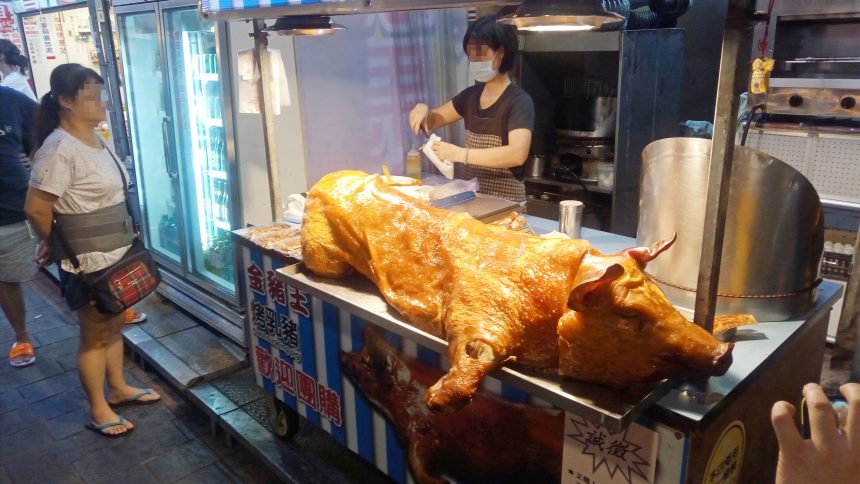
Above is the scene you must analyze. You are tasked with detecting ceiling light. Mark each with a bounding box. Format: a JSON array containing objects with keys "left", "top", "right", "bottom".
[
  {"left": 498, "top": 0, "right": 627, "bottom": 32},
  {"left": 265, "top": 15, "right": 347, "bottom": 36}
]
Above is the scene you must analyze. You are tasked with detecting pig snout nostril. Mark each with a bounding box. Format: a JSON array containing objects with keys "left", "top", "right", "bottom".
[{"left": 713, "top": 343, "right": 734, "bottom": 373}]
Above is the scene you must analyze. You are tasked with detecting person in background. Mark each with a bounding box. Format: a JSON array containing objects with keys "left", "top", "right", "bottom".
[
  {"left": 0, "top": 39, "right": 37, "bottom": 102},
  {"left": 0, "top": 86, "right": 38, "bottom": 368},
  {"left": 25, "top": 64, "right": 160, "bottom": 438},
  {"left": 408, "top": 15, "right": 534, "bottom": 203},
  {"left": 771, "top": 382, "right": 860, "bottom": 483}
]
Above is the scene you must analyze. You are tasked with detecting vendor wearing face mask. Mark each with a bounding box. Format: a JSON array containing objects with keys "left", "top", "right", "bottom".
[{"left": 409, "top": 15, "right": 534, "bottom": 203}]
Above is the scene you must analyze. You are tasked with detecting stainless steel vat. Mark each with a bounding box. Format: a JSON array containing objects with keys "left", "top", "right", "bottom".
[{"left": 637, "top": 137, "right": 824, "bottom": 321}]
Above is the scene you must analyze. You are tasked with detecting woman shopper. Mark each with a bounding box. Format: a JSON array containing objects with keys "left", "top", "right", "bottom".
[
  {"left": 25, "top": 64, "right": 160, "bottom": 438},
  {"left": 0, "top": 39, "right": 37, "bottom": 102},
  {"left": 408, "top": 15, "right": 534, "bottom": 203}
]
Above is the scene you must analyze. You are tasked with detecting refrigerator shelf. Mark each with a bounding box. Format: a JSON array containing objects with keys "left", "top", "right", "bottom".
[
  {"left": 206, "top": 169, "right": 228, "bottom": 180},
  {"left": 214, "top": 219, "right": 231, "bottom": 231}
]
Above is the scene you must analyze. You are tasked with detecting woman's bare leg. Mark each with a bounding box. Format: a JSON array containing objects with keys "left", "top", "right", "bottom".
[
  {"left": 77, "top": 305, "right": 133, "bottom": 435},
  {"left": 104, "top": 315, "right": 159, "bottom": 404}
]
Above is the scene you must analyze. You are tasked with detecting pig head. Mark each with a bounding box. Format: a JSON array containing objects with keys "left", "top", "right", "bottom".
[
  {"left": 558, "top": 237, "right": 734, "bottom": 386},
  {"left": 303, "top": 170, "right": 733, "bottom": 415}
]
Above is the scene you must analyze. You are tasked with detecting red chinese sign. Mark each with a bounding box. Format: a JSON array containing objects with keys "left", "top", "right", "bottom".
[{"left": 254, "top": 344, "right": 342, "bottom": 427}]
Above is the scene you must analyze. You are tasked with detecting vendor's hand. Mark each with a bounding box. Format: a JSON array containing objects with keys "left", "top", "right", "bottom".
[
  {"left": 34, "top": 239, "right": 52, "bottom": 268},
  {"left": 409, "top": 103, "right": 430, "bottom": 135},
  {"left": 431, "top": 140, "right": 467, "bottom": 164},
  {"left": 771, "top": 383, "right": 860, "bottom": 484}
]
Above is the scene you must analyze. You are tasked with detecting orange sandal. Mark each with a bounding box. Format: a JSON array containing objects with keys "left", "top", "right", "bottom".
[
  {"left": 9, "top": 342, "right": 36, "bottom": 368},
  {"left": 124, "top": 309, "right": 147, "bottom": 324}
]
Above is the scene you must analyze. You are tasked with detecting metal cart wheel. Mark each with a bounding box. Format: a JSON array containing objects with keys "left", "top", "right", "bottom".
[{"left": 265, "top": 394, "right": 299, "bottom": 439}]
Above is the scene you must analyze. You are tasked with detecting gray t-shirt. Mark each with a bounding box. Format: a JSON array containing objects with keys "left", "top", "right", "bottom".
[
  {"left": 452, "top": 82, "right": 534, "bottom": 202},
  {"left": 30, "top": 129, "right": 130, "bottom": 273}
]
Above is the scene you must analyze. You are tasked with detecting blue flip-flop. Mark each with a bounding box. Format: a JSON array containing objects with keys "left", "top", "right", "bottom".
[
  {"left": 109, "top": 389, "right": 161, "bottom": 407},
  {"left": 85, "top": 416, "right": 133, "bottom": 438}
]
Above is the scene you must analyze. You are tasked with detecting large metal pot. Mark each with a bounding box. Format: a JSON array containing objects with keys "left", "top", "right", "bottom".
[
  {"left": 555, "top": 95, "right": 617, "bottom": 138},
  {"left": 524, "top": 155, "right": 546, "bottom": 178},
  {"left": 637, "top": 137, "right": 823, "bottom": 321}
]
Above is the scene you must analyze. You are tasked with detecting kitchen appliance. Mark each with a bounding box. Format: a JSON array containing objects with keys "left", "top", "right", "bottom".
[
  {"left": 765, "top": 2, "right": 860, "bottom": 118},
  {"left": 552, "top": 137, "right": 614, "bottom": 181},
  {"left": 748, "top": 0, "right": 860, "bottom": 340},
  {"left": 114, "top": 2, "right": 244, "bottom": 344},
  {"left": 519, "top": 29, "right": 683, "bottom": 236},
  {"left": 637, "top": 137, "right": 824, "bottom": 321}
]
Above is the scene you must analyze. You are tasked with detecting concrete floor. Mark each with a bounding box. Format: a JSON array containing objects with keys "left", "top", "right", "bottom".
[{"left": 0, "top": 272, "right": 280, "bottom": 483}]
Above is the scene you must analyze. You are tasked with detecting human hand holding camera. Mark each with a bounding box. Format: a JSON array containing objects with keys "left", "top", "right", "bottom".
[{"left": 771, "top": 383, "right": 860, "bottom": 484}]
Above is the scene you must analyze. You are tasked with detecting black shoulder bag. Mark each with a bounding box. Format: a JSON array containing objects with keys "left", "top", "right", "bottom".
[{"left": 52, "top": 142, "right": 161, "bottom": 314}]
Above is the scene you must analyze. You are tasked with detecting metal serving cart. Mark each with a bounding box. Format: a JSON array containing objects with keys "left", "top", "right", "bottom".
[{"left": 233, "top": 218, "right": 842, "bottom": 484}]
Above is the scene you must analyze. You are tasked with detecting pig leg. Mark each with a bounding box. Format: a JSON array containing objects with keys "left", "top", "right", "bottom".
[
  {"left": 406, "top": 431, "right": 447, "bottom": 484},
  {"left": 424, "top": 304, "right": 518, "bottom": 414},
  {"left": 301, "top": 210, "right": 353, "bottom": 278}
]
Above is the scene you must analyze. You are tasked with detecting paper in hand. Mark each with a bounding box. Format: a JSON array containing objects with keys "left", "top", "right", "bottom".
[{"left": 422, "top": 134, "right": 454, "bottom": 179}]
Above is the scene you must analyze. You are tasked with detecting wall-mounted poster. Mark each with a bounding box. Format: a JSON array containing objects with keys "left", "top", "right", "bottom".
[
  {"left": 11, "top": 0, "right": 38, "bottom": 13},
  {"left": 0, "top": 3, "right": 24, "bottom": 52},
  {"left": 22, "top": 7, "right": 97, "bottom": 97}
]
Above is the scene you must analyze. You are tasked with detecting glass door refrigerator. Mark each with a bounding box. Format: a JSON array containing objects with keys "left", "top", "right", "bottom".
[{"left": 115, "top": 0, "right": 244, "bottom": 344}]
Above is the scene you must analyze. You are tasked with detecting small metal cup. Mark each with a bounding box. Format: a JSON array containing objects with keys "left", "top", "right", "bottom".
[{"left": 559, "top": 200, "right": 584, "bottom": 239}]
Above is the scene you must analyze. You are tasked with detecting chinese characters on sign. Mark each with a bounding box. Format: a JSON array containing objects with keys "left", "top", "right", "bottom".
[
  {"left": 22, "top": 16, "right": 39, "bottom": 64},
  {"left": 703, "top": 422, "right": 745, "bottom": 484},
  {"left": 562, "top": 414, "right": 659, "bottom": 484},
  {"left": 246, "top": 261, "right": 304, "bottom": 362},
  {"left": 0, "top": 5, "right": 23, "bottom": 52},
  {"left": 254, "top": 345, "right": 342, "bottom": 427}
]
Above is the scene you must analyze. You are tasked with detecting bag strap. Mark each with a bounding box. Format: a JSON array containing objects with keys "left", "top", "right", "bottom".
[
  {"left": 98, "top": 138, "right": 134, "bottom": 219},
  {"left": 52, "top": 218, "right": 83, "bottom": 272}
]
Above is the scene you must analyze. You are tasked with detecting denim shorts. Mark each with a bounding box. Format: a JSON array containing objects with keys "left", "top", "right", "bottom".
[{"left": 58, "top": 268, "right": 92, "bottom": 311}]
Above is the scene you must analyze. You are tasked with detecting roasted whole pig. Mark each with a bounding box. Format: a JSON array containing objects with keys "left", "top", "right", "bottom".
[
  {"left": 303, "top": 171, "right": 733, "bottom": 413},
  {"left": 340, "top": 328, "right": 563, "bottom": 484}
]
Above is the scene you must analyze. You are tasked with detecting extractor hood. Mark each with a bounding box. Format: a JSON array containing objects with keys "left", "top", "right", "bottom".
[
  {"left": 201, "top": 0, "right": 519, "bottom": 21},
  {"left": 498, "top": 0, "right": 627, "bottom": 32}
]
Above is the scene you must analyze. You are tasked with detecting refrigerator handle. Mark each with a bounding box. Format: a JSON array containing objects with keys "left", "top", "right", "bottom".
[{"left": 162, "top": 115, "right": 178, "bottom": 179}]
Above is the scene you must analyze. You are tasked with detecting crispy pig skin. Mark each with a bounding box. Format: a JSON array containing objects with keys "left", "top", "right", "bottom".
[{"left": 302, "top": 171, "right": 733, "bottom": 413}]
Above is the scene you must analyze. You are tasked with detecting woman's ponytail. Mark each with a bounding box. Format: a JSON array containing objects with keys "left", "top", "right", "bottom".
[
  {"left": 14, "top": 53, "right": 29, "bottom": 76},
  {"left": 32, "top": 92, "right": 61, "bottom": 156}
]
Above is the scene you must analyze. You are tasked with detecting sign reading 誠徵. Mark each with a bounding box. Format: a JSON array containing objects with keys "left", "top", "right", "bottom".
[{"left": 562, "top": 414, "right": 660, "bottom": 484}]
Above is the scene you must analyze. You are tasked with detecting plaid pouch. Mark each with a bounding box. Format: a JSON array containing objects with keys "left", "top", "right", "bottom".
[{"left": 83, "top": 239, "right": 161, "bottom": 314}]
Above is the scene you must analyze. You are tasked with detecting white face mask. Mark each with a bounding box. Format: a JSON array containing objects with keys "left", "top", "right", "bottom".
[{"left": 469, "top": 51, "right": 498, "bottom": 83}]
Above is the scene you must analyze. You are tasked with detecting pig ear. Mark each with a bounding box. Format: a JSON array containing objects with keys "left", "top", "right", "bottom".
[
  {"left": 569, "top": 264, "right": 625, "bottom": 312},
  {"left": 624, "top": 233, "right": 677, "bottom": 267}
]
